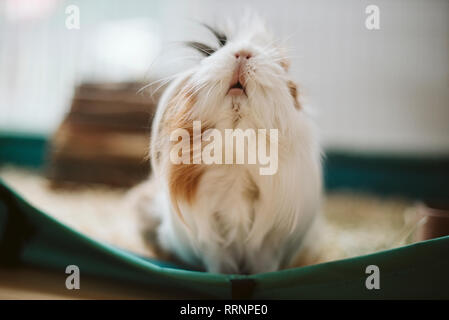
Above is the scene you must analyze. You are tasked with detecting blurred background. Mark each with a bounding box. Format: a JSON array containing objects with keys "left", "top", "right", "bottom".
[{"left": 0, "top": 0, "right": 448, "bottom": 154}]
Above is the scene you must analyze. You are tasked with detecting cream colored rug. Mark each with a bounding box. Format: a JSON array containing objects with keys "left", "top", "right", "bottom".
[{"left": 0, "top": 166, "right": 422, "bottom": 267}]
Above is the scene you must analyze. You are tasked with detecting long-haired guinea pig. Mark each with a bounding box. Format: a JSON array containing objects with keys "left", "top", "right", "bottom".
[{"left": 137, "top": 15, "right": 322, "bottom": 274}]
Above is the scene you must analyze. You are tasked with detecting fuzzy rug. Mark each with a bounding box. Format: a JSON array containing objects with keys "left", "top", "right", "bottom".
[{"left": 0, "top": 166, "right": 423, "bottom": 267}]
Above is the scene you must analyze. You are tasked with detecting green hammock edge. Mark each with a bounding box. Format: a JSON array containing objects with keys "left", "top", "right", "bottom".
[{"left": 1, "top": 179, "right": 448, "bottom": 299}]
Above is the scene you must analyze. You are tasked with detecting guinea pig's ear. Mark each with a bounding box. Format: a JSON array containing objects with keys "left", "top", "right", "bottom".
[
  {"left": 278, "top": 46, "right": 290, "bottom": 71},
  {"left": 287, "top": 80, "right": 302, "bottom": 110},
  {"left": 280, "top": 58, "right": 290, "bottom": 72}
]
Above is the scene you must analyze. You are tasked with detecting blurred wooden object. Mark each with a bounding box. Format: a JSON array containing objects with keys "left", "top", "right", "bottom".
[
  {"left": 47, "top": 82, "right": 160, "bottom": 188},
  {"left": 417, "top": 203, "right": 449, "bottom": 241}
]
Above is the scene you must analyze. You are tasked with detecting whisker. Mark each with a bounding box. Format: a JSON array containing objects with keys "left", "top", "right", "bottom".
[{"left": 138, "top": 72, "right": 183, "bottom": 95}]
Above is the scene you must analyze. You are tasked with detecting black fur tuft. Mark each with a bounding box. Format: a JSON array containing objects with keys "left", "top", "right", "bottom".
[
  {"left": 185, "top": 23, "right": 227, "bottom": 57},
  {"left": 185, "top": 41, "right": 216, "bottom": 56},
  {"left": 201, "top": 23, "right": 227, "bottom": 47}
]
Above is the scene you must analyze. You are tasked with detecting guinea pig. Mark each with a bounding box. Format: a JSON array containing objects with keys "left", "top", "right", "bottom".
[{"left": 138, "top": 14, "right": 322, "bottom": 274}]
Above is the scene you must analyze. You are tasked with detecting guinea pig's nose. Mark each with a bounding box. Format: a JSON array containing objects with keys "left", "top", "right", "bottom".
[{"left": 234, "top": 50, "right": 252, "bottom": 60}]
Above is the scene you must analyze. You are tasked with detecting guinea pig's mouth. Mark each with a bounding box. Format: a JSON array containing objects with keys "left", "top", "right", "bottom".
[{"left": 228, "top": 80, "right": 246, "bottom": 97}]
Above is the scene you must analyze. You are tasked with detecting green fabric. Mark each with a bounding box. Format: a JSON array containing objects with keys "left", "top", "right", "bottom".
[
  {"left": 324, "top": 151, "right": 449, "bottom": 205},
  {"left": 1, "top": 133, "right": 449, "bottom": 298},
  {"left": 1, "top": 180, "right": 449, "bottom": 299},
  {"left": 0, "top": 133, "right": 47, "bottom": 169}
]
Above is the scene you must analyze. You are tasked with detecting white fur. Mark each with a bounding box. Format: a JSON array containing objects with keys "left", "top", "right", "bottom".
[{"left": 140, "top": 15, "right": 322, "bottom": 274}]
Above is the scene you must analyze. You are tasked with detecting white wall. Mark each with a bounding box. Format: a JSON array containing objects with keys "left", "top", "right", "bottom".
[{"left": 1, "top": 0, "right": 448, "bottom": 155}]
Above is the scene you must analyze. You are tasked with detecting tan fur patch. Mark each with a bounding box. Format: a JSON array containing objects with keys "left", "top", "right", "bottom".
[
  {"left": 158, "top": 77, "right": 192, "bottom": 138},
  {"left": 280, "top": 59, "right": 290, "bottom": 71},
  {"left": 287, "top": 80, "right": 302, "bottom": 110},
  {"left": 244, "top": 174, "right": 259, "bottom": 202},
  {"left": 162, "top": 84, "right": 212, "bottom": 221}
]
